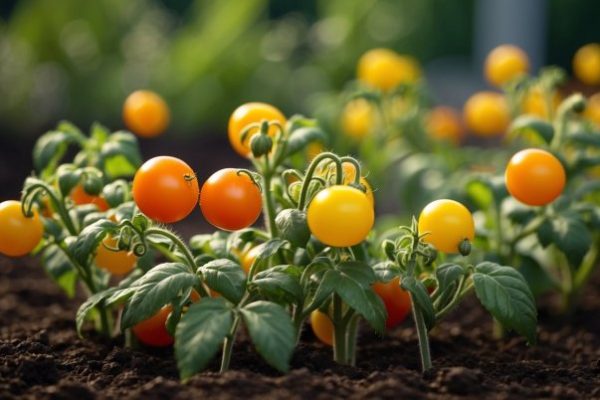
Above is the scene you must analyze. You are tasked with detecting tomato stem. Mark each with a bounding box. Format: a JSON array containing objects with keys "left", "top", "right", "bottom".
[
  {"left": 297, "top": 152, "right": 342, "bottom": 210},
  {"left": 410, "top": 293, "right": 432, "bottom": 372},
  {"left": 220, "top": 315, "right": 240, "bottom": 373},
  {"left": 332, "top": 294, "right": 349, "bottom": 364}
]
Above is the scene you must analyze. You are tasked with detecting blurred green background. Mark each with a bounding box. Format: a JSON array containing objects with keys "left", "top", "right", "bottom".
[{"left": 0, "top": 0, "right": 598, "bottom": 138}]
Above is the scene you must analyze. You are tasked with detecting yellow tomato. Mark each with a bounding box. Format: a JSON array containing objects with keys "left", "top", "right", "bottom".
[
  {"left": 484, "top": 44, "right": 529, "bottom": 87},
  {"left": 573, "top": 43, "right": 600, "bottom": 86},
  {"left": 340, "top": 99, "right": 375, "bottom": 140},
  {"left": 0, "top": 201, "right": 44, "bottom": 257},
  {"left": 426, "top": 106, "right": 464, "bottom": 145},
  {"left": 521, "top": 88, "right": 562, "bottom": 119},
  {"left": 95, "top": 236, "right": 137, "bottom": 276},
  {"left": 240, "top": 245, "right": 261, "bottom": 274},
  {"left": 418, "top": 199, "right": 475, "bottom": 254},
  {"left": 228, "top": 103, "right": 286, "bottom": 158},
  {"left": 357, "top": 48, "right": 421, "bottom": 91},
  {"left": 463, "top": 92, "right": 510, "bottom": 137},
  {"left": 123, "top": 90, "right": 170, "bottom": 138}
]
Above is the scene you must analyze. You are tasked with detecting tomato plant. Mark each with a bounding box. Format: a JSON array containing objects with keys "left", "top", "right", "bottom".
[
  {"left": 505, "top": 148, "right": 566, "bottom": 206},
  {"left": 200, "top": 168, "right": 262, "bottom": 231},
  {"left": 425, "top": 106, "right": 464, "bottom": 145},
  {"left": 123, "top": 90, "right": 170, "bottom": 138},
  {"left": 133, "top": 156, "right": 199, "bottom": 223},
  {"left": 0, "top": 200, "right": 44, "bottom": 257}
]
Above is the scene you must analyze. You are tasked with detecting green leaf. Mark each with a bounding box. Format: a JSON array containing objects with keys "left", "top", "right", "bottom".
[
  {"left": 536, "top": 218, "right": 554, "bottom": 248},
  {"left": 335, "top": 272, "right": 386, "bottom": 333},
  {"left": 175, "top": 298, "right": 234, "bottom": 380},
  {"left": 566, "top": 131, "right": 600, "bottom": 148},
  {"left": 509, "top": 115, "right": 554, "bottom": 144},
  {"left": 101, "top": 132, "right": 142, "bottom": 179},
  {"left": 102, "top": 180, "right": 129, "bottom": 208},
  {"left": 517, "top": 255, "right": 559, "bottom": 297},
  {"left": 401, "top": 276, "right": 435, "bottom": 330},
  {"left": 466, "top": 180, "right": 494, "bottom": 210},
  {"left": 33, "top": 130, "right": 82, "bottom": 178},
  {"left": 199, "top": 259, "right": 246, "bottom": 304},
  {"left": 336, "top": 261, "right": 376, "bottom": 288},
  {"left": 252, "top": 265, "right": 303, "bottom": 304},
  {"left": 552, "top": 215, "right": 592, "bottom": 267},
  {"left": 122, "top": 263, "right": 199, "bottom": 328},
  {"left": 506, "top": 208, "right": 537, "bottom": 226},
  {"left": 473, "top": 262, "right": 537, "bottom": 344},
  {"left": 76, "top": 288, "right": 117, "bottom": 337},
  {"left": 283, "top": 127, "right": 327, "bottom": 158},
  {"left": 240, "top": 301, "right": 295, "bottom": 372},
  {"left": 435, "top": 263, "right": 466, "bottom": 294},
  {"left": 373, "top": 261, "right": 400, "bottom": 282},
  {"left": 253, "top": 239, "right": 288, "bottom": 266},
  {"left": 302, "top": 268, "right": 337, "bottom": 314},
  {"left": 41, "top": 243, "right": 78, "bottom": 298},
  {"left": 72, "top": 219, "right": 117, "bottom": 265}
]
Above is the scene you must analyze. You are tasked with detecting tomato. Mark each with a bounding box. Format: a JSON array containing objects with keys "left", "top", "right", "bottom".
[
  {"left": 357, "top": 48, "right": 421, "bottom": 91},
  {"left": 132, "top": 156, "right": 199, "bottom": 223},
  {"left": 463, "top": 92, "right": 509, "bottom": 137},
  {"left": 340, "top": 98, "right": 375, "bottom": 140},
  {"left": 123, "top": 90, "right": 170, "bottom": 138},
  {"left": 228, "top": 103, "right": 286, "bottom": 157},
  {"left": 573, "top": 43, "right": 600, "bottom": 86},
  {"left": 484, "top": 44, "right": 529, "bottom": 87},
  {"left": 240, "top": 245, "right": 261, "bottom": 274},
  {"left": 372, "top": 277, "right": 412, "bottom": 329},
  {"left": 585, "top": 93, "right": 600, "bottom": 127},
  {"left": 310, "top": 310, "right": 333, "bottom": 346},
  {"left": 0, "top": 200, "right": 44, "bottom": 257},
  {"left": 307, "top": 185, "right": 374, "bottom": 247},
  {"left": 521, "top": 88, "right": 562, "bottom": 120},
  {"left": 200, "top": 168, "right": 262, "bottom": 231},
  {"left": 418, "top": 199, "right": 475, "bottom": 254},
  {"left": 70, "top": 184, "right": 109, "bottom": 211},
  {"left": 132, "top": 306, "right": 174, "bottom": 347},
  {"left": 95, "top": 236, "right": 137, "bottom": 276},
  {"left": 426, "top": 106, "right": 464, "bottom": 145},
  {"left": 505, "top": 149, "right": 566, "bottom": 206}
]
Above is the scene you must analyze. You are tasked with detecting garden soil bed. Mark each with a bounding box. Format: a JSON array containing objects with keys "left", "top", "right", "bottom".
[{"left": 1, "top": 255, "right": 600, "bottom": 400}]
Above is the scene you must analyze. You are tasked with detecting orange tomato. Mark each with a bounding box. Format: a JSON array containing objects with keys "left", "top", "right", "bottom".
[
  {"left": 426, "top": 106, "right": 464, "bottom": 145},
  {"left": 505, "top": 149, "right": 566, "bottom": 206},
  {"left": 240, "top": 245, "right": 261, "bottom": 274},
  {"left": 521, "top": 88, "right": 562, "bottom": 119},
  {"left": 0, "top": 200, "right": 44, "bottom": 257},
  {"left": 372, "top": 277, "right": 412, "bottom": 329},
  {"left": 123, "top": 90, "right": 170, "bottom": 138},
  {"left": 70, "top": 184, "right": 109, "bottom": 211},
  {"left": 310, "top": 310, "right": 334, "bottom": 346},
  {"left": 132, "top": 306, "right": 174, "bottom": 347}
]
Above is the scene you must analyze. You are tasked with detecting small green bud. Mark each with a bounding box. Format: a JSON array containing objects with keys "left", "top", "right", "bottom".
[
  {"left": 275, "top": 209, "right": 311, "bottom": 248},
  {"left": 382, "top": 239, "right": 396, "bottom": 262},
  {"left": 458, "top": 239, "right": 471, "bottom": 256},
  {"left": 250, "top": 133, "right": 273, "bottom": 158}
]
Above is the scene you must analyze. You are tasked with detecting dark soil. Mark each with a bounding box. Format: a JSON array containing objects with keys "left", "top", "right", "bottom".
[{"left": 2, "top": 254, "right": 600, "bottom": 400}]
